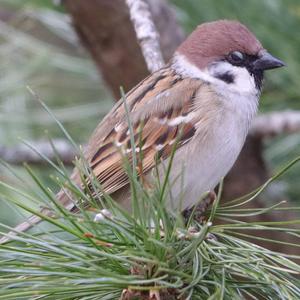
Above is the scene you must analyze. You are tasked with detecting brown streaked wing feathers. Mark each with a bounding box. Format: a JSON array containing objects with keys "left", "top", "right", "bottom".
[{"left": 82, "top": 67, "right": 203, "bottom": 196}]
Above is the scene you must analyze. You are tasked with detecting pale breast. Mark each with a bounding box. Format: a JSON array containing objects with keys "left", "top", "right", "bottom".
[{"left": 162, "top": 89, "right": 258, "bottom": 211}]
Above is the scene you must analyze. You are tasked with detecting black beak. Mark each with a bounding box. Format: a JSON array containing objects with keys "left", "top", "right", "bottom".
[{"left": 252, "top": 52, "right": 285, "bottom": 71}]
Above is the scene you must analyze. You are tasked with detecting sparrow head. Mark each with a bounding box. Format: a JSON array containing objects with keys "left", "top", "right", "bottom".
[{"left": 175, "top": 20, "right": 285, "bottom": 92}]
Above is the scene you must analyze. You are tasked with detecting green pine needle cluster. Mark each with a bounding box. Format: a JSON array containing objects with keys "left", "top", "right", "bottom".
[{"left": 0, "top": 99, "right": 299, "bottom": 300}]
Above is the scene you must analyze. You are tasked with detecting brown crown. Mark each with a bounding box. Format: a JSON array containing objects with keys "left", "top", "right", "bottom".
[{"left": 177, "top": 20, "right": 263, "bottom": 69}]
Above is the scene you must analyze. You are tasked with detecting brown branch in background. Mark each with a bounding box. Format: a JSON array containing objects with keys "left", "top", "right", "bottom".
[
  {"left": 125, "top": 0, "right": 165, "bottom": 72},
  {"left": 250, "top": 110, "right": 300, "bottom": 138},
  {"left": 63, "top": 0, "right": 184, "bottom": 98}
]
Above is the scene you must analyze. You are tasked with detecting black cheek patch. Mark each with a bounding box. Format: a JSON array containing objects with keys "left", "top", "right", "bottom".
[{"left": 215, "top": 72, "right": 234, "bottom": 84}]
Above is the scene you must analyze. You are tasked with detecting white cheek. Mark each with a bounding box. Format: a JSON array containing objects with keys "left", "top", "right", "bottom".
[
  {"left": 172, "top": 53, "right": 259, "bottom": 122},
  {"left": 208, "top": 61, "right": 257, "bottom": 95},
  {"left": 233, "top": 67, "right": 256, "bottom": 94}
]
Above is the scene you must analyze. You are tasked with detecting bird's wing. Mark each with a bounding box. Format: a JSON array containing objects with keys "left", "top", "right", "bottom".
[{"left": 83, "top": 66, "right": 207, "bottom": 195}]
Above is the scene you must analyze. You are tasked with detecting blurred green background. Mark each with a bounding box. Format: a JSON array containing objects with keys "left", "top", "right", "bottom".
[{"left": 0, "top": 0, "right": 299, "bottom": 226}]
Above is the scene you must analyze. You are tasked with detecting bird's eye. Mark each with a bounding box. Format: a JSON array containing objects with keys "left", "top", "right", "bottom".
[{"left": 228, "top": 51, "right": 245, "bottom": 65}]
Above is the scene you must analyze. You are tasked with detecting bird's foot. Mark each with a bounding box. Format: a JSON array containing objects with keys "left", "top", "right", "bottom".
[{"left": 182, "top": 191, "right": 216, "bottom": 224}]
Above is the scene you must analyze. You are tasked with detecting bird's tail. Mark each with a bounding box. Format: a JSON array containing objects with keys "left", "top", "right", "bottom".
[
  {"left": 0, "top": 191, "right": 76, "bottom": 244},
  {"left": 0, "top": 214, "right": 41, "bottom": 244}
]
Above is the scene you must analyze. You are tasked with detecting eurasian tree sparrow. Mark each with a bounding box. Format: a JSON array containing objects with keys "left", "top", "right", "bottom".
[{"left": 0, "top": 20, "right": 285, "bottom": 242}]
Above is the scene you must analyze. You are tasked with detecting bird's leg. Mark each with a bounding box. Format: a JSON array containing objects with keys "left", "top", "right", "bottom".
[{"left": 182, "top": 191, "right": 216, "bottom": 224}]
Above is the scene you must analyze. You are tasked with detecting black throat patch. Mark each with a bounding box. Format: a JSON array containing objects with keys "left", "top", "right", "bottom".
[{"left": 249, "top": 69, "right": 264, "bottom": 90}]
